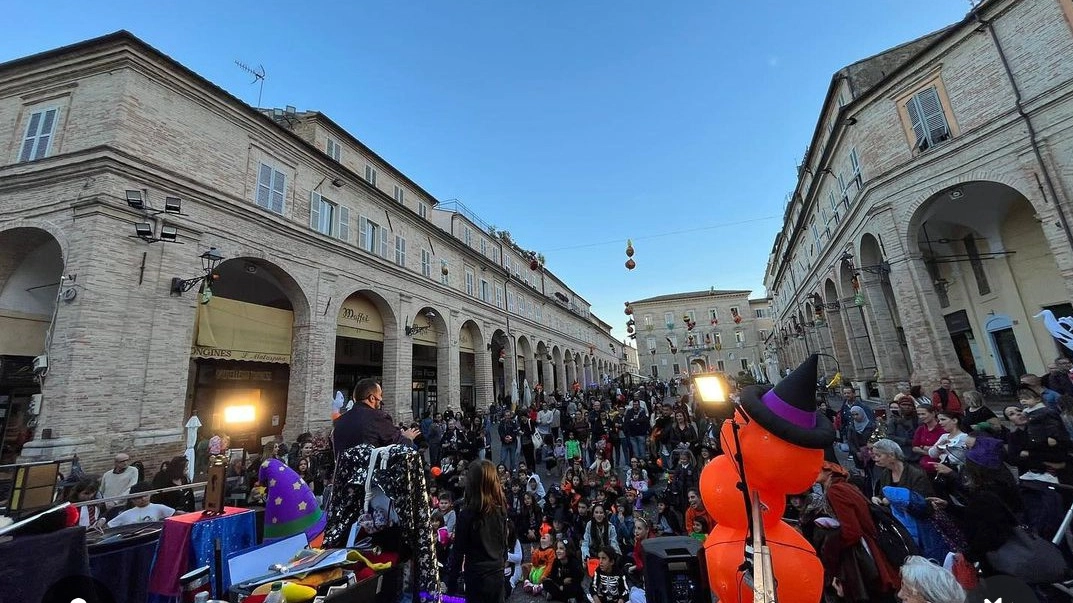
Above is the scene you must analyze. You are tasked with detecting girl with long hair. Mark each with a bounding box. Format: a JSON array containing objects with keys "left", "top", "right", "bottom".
[
  {"left": 150, "top": 455, "right": 195, "bottom": 512},
  {"left": 542, "top": 536, "right": 584, "bottom": 602},
  {"left": 445, "top": 460, "right": 508, "bottom": 602}
]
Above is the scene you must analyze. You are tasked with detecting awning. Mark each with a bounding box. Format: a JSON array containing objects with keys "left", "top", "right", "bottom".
[{"left": 192, "top": 297, "right": 293, "bottom": 363}]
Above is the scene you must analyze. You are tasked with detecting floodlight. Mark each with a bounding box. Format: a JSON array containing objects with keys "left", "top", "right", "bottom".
[
  {"left": 164, "top": 197, "right": 182, "bottom": 214},
  {"left": 126, "top": 190, "right": 145, "bottom": 209},
  {"left": 159, "top": 225, "right": 178, "bottom": 242},
  {"left": 134, "top": 222, "right": 154, "bottom": 239}
]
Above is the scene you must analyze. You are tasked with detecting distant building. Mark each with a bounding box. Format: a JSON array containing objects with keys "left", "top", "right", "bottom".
[
  {"left": 764, "top": 0, "right": 1073, "bottom": 399},
  {"left": 627, "top": 290, "right": 771, "bottom": 383},
  {"left": 0, "top": 32, "right": 619, "bottom": 469}
]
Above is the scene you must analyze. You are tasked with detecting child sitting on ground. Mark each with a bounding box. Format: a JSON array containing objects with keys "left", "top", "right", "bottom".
[{"left": 522, "top": 529, "right": 557, "bottom": 596}]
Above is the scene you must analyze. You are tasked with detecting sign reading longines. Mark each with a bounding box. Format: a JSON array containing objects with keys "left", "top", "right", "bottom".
[{"left": 191, "top": 345, "right": 290, "bottom": 364}]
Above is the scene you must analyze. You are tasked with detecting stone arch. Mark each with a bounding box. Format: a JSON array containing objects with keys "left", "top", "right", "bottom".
[
  {"left": 858, "top": 233, "right": 911, "bottom": 397},
  {"left": 189, "top": 255, "right": 313, "bottom": 445},
  {"left": 551, "top": 345, "right": 564, "bottom": 392},
  {"left": 408, "top": 303, "right": 449, "bottom": 419}
]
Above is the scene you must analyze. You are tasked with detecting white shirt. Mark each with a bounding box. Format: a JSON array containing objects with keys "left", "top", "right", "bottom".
[{"left": 107, "top": 502, "right": 175, "bottom": 527}]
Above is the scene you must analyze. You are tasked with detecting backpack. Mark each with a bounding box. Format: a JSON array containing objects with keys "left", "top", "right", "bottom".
[{"left": 868, "top": 502, "right": 919, "bottom": 567}]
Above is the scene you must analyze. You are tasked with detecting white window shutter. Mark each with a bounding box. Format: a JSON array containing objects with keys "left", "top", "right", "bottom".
[
  {"left": 905, "top": 96, "right": 927, "bottom": 148},
  {"left": 919, "top": 87, "right": 948, "bottom": 141},
  {"left": 20, "top": 112, "right": 42, "bottom": 162},
  {"left": 271, "top": 170, "right": 286, "bottom": 214},
  {"left": 338, "top": 206, "right": 350, "bottom": 242},
  {"left": 35, "top": 109, "right": 56, "bottom": 160},
  {"left": 380, "top": 227, "right": 389, "bottom": 259},
  {"left": 359, "top": 216, "right": 369, "bottom": 250},
  {"left": 310, "top": 192, "right": 322, "bottom": 230},
  {"left": 257, "top": 164, "right": 272, "bottom": 207}
]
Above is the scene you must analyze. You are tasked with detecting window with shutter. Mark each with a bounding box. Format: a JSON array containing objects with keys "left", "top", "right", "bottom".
[
  {"left": 359, "top": 216, "right": 383, "bottom": 254},
  {"left": 904, "top": 86, "right": 950, "bottom": 151},
  {"left": 365, "top": 165, "right": 377, "bottom": 186},
  {"left": 326, "top": 139, "right": 341, "bottom": 161},
  {"left": 395, "top": 236, "right": 406, "bottom": 267},
  {"left": 19, "top": 108, "right": 58, "bottom": 162},
  {"left": 256, "top": 163, "right": 287, "bottom": 214},
  {"left": 379, "top": 226, "right": 389, "bottom": 259},
  {"left": 421, "top": 250, "right": 431, "bottom": 277},
  {"left": 418, "top": 202, "right": 428, "bottom": 219},
  {"left": 310, "top": 192, "right": 321, "bottom": 231},
  {"left": 310, "top": 192, "right": 336, "bottom": 235}
]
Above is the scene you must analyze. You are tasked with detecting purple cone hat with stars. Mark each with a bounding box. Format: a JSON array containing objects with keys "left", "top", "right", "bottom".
[{"left": 259, "top": 458, "right": 325, "bottom": 542}]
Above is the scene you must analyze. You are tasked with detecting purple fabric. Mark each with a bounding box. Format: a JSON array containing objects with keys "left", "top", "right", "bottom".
[{"left": 760, "top": 389, "right": 816, "bottom": 428}]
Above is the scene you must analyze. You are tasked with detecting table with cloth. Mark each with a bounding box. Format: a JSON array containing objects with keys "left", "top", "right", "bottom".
[{"left": 148, "top": 507, "right": 257, "bottom": 601}]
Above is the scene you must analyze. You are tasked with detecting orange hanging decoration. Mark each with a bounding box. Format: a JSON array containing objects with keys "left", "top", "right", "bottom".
[
  {"left": 625, "top": 258, "right": 636, "bottom": 270},
  {"left": 625, "top": 239, "right": 634, "bottom": 258}
]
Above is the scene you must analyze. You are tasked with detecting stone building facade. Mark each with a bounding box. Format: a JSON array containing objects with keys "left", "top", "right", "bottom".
[
  {"left": 763, "top": 0, "right": 1073, "bottom": 400},
  {"left": 0, "top": 32, "right": 622, "bottom": 470},
  {"left": 626, "top": 290, "right": 772, "bottom": 383}
]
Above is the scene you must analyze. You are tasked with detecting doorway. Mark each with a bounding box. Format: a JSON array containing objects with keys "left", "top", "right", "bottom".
[{"left": 992, "top": 328, "right": 1026, "bottom": 378}]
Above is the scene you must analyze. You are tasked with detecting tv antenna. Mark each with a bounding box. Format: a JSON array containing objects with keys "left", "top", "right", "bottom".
[{"left": 235, "top": 60, "right": 266, "bottom": 107}]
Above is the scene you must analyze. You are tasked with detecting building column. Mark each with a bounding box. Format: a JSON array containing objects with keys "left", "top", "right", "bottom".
[
  {"left": 839, "top": 296, "right": 877, "bottom": 385},
  {"left": 824, "top": 310, "right": 854, "bottom": 384},
  {"left": 896, "top": 257, "right": 973, "bottom": 391},
  {"left": 300, "top": 301, "right": 340, "bottom": 437},
  {"left": 504, "top": 336, "right": 518, "bottom": 407},
  {"left": 440, "top": 319, "right": 458, "bottom": 416},
  {"left": 476, "top": 334, "right": 494, "bottom": 412},
  {"left": 859, "top": 272, "right": 911, "bottom": 399}
]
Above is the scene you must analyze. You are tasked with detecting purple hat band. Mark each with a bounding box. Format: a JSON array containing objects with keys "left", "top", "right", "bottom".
[{"left": 760, "top": 389, "right": 817, "bottom": 429}]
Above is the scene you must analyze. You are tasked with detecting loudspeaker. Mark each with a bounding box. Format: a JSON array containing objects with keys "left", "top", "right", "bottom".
[{"left": 641, "top": 536, "right": 705, "bottom": 603}]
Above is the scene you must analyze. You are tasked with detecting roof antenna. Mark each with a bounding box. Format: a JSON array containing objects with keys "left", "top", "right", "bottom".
[{"left": 235, "top": 60, "right": 266, "bottom": 108}]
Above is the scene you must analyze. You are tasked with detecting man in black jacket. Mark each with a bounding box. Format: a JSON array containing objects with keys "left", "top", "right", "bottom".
[{"left": 334, "top": 378, "right": 420, "bottom": 454}]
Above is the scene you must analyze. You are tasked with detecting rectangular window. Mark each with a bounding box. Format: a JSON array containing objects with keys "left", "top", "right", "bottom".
[
  {"left": 464, "top": 227, "right": 473, "bottom": 247},
  {"left": 440, "top": 261, "right": 449, "bottom": 285},
  {"left": 735, "top": 331, "right": 746, "bottom": 343},
  {"left": 716, "top": 360, "right": 726, "bottom": 372},
  {"left": 310, "top": 192, "right": 336, "bottom": 236},
  {"left": 326, "top": 138, "right": 341, "bottom": 161},
  {"left": 663, "top": 312, "right": 674, "bottom": 326},
  {"left": 421, "top": 249, "right": 431, "bottom": 277},
  {"left": 495, "top": 284, "right": 504, "bottom": 309},
  {"left": 672, "top": 363, "right": 681, "bottom": 375},
  {"left": 686, "top": 310, "right": 696, "bottom": 322},
  {"left": 19, "top": 107, "right": 58, "bottom": 162},
  {"left": 754, "top": 308, "right": 767, "bottom": 318},
  {"left": 358, "top": 216, "right": 388, "bottom": 257},
  {"left": 508, "top": 292, "right": 516, "bottom": 313},
  {"left": 364, "top": 164, "right": 378, "bottom": 186},
  {"left": 646, "top": 337, "right": 656, "bottom": 353},
  {"left": 393, "top": 185, "right": 405, "bottom": 204},
  {"left": 492, "top": 247, "right": 501, "bottom": 265},
  {"left": 905, "top": 86, "right": 951, "bottom": 152},
  {"left": 963, "top": 234, "right": 991, "bottom": 295},
  {"left": 644, "top": 314, "right": 653, "bottom": 327},
  {"left": 651, "top": 365, "right": 659, "bottom": 378},
  {"left": 480, "top": 238, "right": 487, "bottom": 256},
  {"left": 713, "top": 332, "right": 722, "bottom": 347},
  {"left": 465, "top": 270, "right": 475, "bottom": 296},
  {"left": 741, "top": 359, "right": 749, "bottom": 371},
  {"left": 481, "top": 279, "right": 491, "bottom": 303},
  {"left": 708, "top": 308, "right": 718, "bottom": 322},
  {"left": 418, "top": 202, "right": 428, "bottom": 219},
  {"left": 758, "top": 329, "right": 769, "bottom": 341},
  {"left": 256, "top": 163, "right": 286, "bottom": 214},
  {"left": 394, "top": 235, "right": 406, "bottom": 267}
]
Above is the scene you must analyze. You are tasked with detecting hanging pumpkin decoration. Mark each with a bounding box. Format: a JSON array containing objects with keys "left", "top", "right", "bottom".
[
  {"left": 711, "top": 317, "right": 718, "bottom": 325},
  {"left": 441, "top": 261, "right": 449, "bottom": 276},
  {"left": 731, "top": 308, "right": 742, "bottom": 324},
  {"left": 625, "top": 239, "right": 635, "bottom": 258},
  {"left": 530, "top": 258, "right": 540, "bottom": 271},
  {"left": 627, "top": 325, "right": 634, "bottom": 334},
  {"left": 625, "top": 258, "right": 636, "bottom": 270},
  {"left": 624, "top": 302, "right": 633, "bottom": 316}
]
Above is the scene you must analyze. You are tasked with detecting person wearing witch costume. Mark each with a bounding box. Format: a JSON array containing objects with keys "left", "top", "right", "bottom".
[{"left": 702, "top": 354, "right": 836, "bottom": 603}]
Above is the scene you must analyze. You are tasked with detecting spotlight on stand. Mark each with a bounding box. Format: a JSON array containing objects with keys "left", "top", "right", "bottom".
[
  {"left": 134, "top": 222, "right": 154, "bottom": 239},
  {"left": 692, "top": 372, "right": 732, "bottom": 420},
  {"left": 164, "top": 197, "right": 183, "bottom": 214},
  {"left": 159, "top": 225, "right": 178, "bottom": 242}
]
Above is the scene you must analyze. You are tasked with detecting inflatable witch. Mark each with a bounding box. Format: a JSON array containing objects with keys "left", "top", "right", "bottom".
[{"left": 701, "top": 354, "right": 835, "bottom": 603}]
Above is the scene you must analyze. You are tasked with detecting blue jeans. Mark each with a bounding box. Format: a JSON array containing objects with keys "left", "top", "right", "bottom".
[
  {"left": 629, "top": 436, "right": 648, "bottom": 461},
  {"left": 500, "top": 441, "right": 517, "bottom": 471}
]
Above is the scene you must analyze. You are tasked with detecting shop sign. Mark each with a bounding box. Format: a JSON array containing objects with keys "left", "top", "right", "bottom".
[
  {"left": 340, "top": 307, "right": 372, "bottom": 324},
  {"left": 191, "top": 345, "right": 290, "bottom": 364},
  {"left": 412, "top": 366, "right": 437, "bottom": 379},
  {"left": 215, "top": 369, "right": 274, "bottom": 381}
]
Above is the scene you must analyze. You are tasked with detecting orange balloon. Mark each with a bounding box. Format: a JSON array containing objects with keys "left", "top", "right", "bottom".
[
  {"left": 738, "top": 420, "right": 825, "bottom": 495},
  {"left": 700, "top": 455, "right": 786, "bottom": 530},
  {"left": 706, "top": 521, "right": 824, "bottom": 603}
]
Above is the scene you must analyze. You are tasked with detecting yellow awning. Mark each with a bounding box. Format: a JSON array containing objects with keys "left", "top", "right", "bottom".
[
  {"left": 337, "top": 295, "right": 384, "bottom": 342},
  {"left": 192, "top": 297, "right": 293, "bottom": 363}
]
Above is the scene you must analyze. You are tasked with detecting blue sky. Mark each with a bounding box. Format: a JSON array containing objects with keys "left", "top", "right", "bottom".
[{"left": 3, "top": 1, "right": 970, "bottom": 340}]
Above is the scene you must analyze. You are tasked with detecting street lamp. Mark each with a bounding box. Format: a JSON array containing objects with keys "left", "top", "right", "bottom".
[{"left": 171, "top": 247, "right": 225, "bottom": 299}]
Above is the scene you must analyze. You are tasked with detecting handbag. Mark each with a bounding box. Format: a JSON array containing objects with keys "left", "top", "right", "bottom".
[{"left": 985, "top": 525, "right": 1069, "bottom": 584}]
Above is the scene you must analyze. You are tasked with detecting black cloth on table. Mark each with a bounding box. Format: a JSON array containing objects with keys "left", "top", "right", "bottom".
[{"left": 0, "top": 525, "right": 106, "bottom": 603}]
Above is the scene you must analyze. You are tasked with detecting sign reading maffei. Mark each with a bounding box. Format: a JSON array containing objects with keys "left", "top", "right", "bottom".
[{"left": 191, "top": 345, "right": 290, "bottom": 364}]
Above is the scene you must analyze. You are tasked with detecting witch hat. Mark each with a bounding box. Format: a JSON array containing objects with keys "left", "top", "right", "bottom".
[
  {"left": 740, "top": 354, "right": 835, "bottom": 448},
  {"left": 259, "top": 458, "right": 326, "bottom": 543}
]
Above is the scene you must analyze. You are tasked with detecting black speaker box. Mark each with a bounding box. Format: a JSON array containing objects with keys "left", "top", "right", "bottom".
[{"left": 641, "top": 536, "right": 706, "bottom": 603}]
